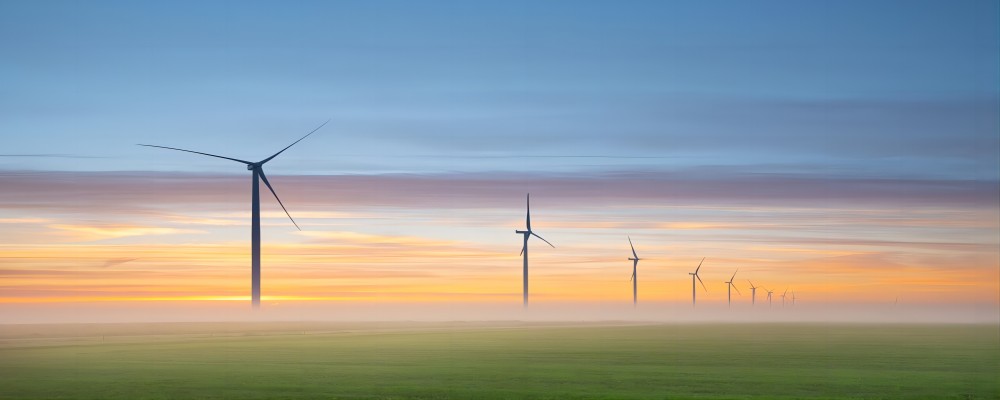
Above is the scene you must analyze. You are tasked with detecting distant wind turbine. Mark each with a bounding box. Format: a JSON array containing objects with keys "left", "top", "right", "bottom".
[
  {"left": 765, "top": 287, "right": 774, "bottom": 308},
  {"left": 781, "top": 288, "right": 789, "bottom": 307},
  {"left": 689, "top": 258, "right": 707, "bottom": 307},
  {"left": 748, "top": 280, "right": 758, "bottom": 306},
  {"left": 724, "top": 269, "right": 741, "bottom": 308},
  {"left": 791, "top": 291, "right": 796, "bottom": 306},
  {"left": 627, "top": 236, "right": 641, "bottom": 307},
  {"left": 515, "top": 194, "right": 554, "bottom": 308},
  {"left": 139, "top": 120, "right": 328, "bottom": 309}
]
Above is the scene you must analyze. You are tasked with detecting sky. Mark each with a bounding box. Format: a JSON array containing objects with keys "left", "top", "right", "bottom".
[{"left": 1, "top": 1, "right": 997, "bottom": 323}]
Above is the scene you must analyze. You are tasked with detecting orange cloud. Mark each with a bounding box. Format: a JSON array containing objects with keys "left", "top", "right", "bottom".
[{"left": 47, "top": 224, "right": 205, "bottom": 241}]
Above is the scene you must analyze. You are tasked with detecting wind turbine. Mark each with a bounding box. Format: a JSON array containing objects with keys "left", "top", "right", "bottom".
[
  {"left": 781, "top": 288, "right": 789, "bottom": 307},
  {"left": 514, "top": 194, "right": 554, "bottom": 308},
  {"left": 748, "top": 280, "right": 758, "bottom": 306},
  {"left": 139, "top": 120, "right": 328, "bottom": 310},
  {"left": 765, "top": 287, "right": 774, "bottom": 308},
  {"left": 627, "top": 236, "right": 641, "bottom": 307},
  {"left": 688, "top": 258, "right": 707, "bottom": 307},
  {"left": 791, "top": 291, "right": 796, "bottom": 306},
  {"left": 724, "top": 269, "right": 741, "bottom": 308}
]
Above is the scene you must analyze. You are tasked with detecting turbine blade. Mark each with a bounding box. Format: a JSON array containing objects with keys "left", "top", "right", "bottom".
[
  {"left": 525, "top": 193, "right": 531, "bottom": 231},
  {"left": 694, "top": 257, "right": 705, "bottom": 274},
  {"left": 696, "top": 274, "right": 707, "bottom": 292},
  {"left": 730, "top": 268, "right": 738, "bottom": 281},
  {"left": 629, "top": 271, "right": 634, "bottom": 282},
  {"left": 257, "top": 168, "right": 300, "bottom": 231},
  {"left": 628, "top": 235, "right": 638, "bottom": 259},
  {"left": 137, "top": 144, "right": 252, "bottom": 164},
  {"left": 259, "top": 119, "right": 329, "bottom": 164},
  {"left": 531, "top": 232, "right": 555, "bottom": 248},
  {"left": 732, "top": 283, "right": 742, "bottom": 295},
  {"left": 519, "top": 243, "right": 525, "bottom": 256}
]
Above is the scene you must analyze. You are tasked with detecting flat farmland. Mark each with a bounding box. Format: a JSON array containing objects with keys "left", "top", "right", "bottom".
[{"left": 0, "top": 322, "right": 996, "bottom": 399}]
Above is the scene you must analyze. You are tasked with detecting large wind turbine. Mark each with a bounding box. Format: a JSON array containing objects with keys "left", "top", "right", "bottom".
[
  {"left": 139, "top": 120, "right": 328, "bottom": 309},
  {"left": 748, "top": 280, "right": 758, "bottom": 306},
  {"left": 627, "top": 236, "right": 641, "bottom": 306},
  {"left": 724, "top": 269, "right": 741, "bottom": 308},
  {"left": 515, "top": 194, "right": 554, "bottom": 308},
  {"left": 689, "top": 258, "right": 707, "bottom": 307}
]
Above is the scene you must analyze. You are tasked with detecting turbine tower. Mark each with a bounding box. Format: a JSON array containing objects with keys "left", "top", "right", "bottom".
[
  {"left": 514, "top": 194, "right": 554, "bottom": 308},
  {"left": 688, "top": 258, "right": 707, "bottom": 307},
  {"left": 627, "top": 236, "right": 641, "bottom": 307},
  {"left": 139, "top": 120, "right": 328, "bottom": 309},
  {"left": 748, "top": 280, "right": 758, "bottom": 306},
  {"left": 724, "top": 268, "right": 741, "bottom": 308}
]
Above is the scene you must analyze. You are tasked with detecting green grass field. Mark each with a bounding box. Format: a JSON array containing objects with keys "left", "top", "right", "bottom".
[{"left": 0, "top": 322, "right": 996, "bottom": 399}]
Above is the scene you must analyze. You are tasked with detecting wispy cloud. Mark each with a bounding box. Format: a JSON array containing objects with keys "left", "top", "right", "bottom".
[{"left": 47, "top": 224, "right": 204, "bottom": 241}]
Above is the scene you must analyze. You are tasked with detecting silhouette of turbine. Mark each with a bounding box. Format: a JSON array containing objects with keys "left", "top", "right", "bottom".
[
  {"left": 627, "top": 236, "right": 641, "bottom": 307},
  {"left": 139, "top": 120, "right": 328, "bottom": 309},
  {"left": 514, "top": 194, "right": 554, "bottom": 308},
  {"left": 689, "top": 258, "right": 707, "bottom": 307},
  {"left": 724, "top": 268, "right": 741, "bottom": 308}
]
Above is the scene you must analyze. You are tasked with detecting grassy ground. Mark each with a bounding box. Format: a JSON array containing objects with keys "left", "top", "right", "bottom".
[{"left": 0, "top": 322, "right": 996, "bottom": 399}]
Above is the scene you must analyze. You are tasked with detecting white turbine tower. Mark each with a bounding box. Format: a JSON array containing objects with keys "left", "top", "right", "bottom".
[
  {"left": 139, "top": 120, "right": 328, "bottom": 309},
  {"left": 627, "top": 236, "right": 641, "bottom": 307},
  {"left": 514, "top": 194, "right": 554, "bottom": 308}
]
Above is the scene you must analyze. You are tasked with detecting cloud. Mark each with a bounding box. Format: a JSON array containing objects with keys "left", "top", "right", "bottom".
[
  {"left": 101, "top": 257, "right": 138, "bottom": 268},
  {"left": 47, "top": 224, "right": 204, "bottom": 242},
  {"left": 0, "top": 217, "right": 50, "bottom": 224},
  {"left": 0, "top": 170, "right": 995, "bottom": 217}
]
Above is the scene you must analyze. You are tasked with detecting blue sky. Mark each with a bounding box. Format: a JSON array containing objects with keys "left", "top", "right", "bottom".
[
  {"left": 1, "top": 0, "right": 997, "bottom": 178},
  {"left": 0, "top": 1, "right": 998, "bottom": 320}
]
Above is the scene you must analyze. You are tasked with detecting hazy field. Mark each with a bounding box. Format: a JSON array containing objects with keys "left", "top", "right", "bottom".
[{"left": 0, "top": 322, "right": 996, "bottom": 399}]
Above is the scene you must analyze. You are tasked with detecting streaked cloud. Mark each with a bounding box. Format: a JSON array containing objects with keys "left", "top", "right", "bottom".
[{"left": 47, "top": 224, "right": 205, "bottom": 242}]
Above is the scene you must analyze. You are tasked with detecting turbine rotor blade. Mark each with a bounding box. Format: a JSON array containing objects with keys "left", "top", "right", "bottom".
[
  {"left": 257, "top": 168, "right": 300, "bottom": 231},
  {"left": 696, "top": 274, "right": 707, "bottom": 292},
  {"left": 137, "top": 144, "right": 252, "bottom": 165},
  {"left": 628, "top": 235, "right": 638, "bottom": 259},
  {"left": 732, "top": 283, "right": 742, "bottom": 295},
  {"left": 531, "top": 232, "right": 555, "bottom": 248},
  {"left": 525, "top": 193, "right": 531, "bottom": 231},
  {"left": 730, "top": 268, "right": 738, "bottom": 281},
  {"left": 260, "top": 119, "right": 329, "bottom": 164},
  {"left": 695, "top": 257, "right": 705, "bottom": 274},
  {"left": 519, "top": 243, "right": 525, "bottom": 256}
]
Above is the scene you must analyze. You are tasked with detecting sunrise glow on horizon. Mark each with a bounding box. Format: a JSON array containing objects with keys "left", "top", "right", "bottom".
[{"left": 1, "top": 1, "right": 997, "bottom": 322}]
